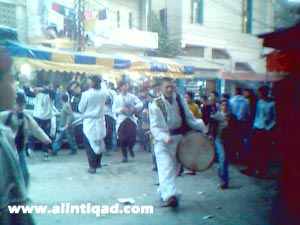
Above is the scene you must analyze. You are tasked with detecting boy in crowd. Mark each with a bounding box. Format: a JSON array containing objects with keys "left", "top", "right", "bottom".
[
  {"left": 14, "top": 93, "right": 52, "bottom": 187},
  {"left": 52, "top": 94, "right": 78, "bottom": 155},
  {"left": 211, "top": 100, "right": 237, "bottom": 189}
]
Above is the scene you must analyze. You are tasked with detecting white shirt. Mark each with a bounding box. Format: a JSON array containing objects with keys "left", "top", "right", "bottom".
[
  {"left": 33, "top": 92, "right": 53, "bottom": 120},
  {"left": 78, "top": 85, "right": 108, "bottom": 153},
  {"left": 103, "top": 90, "right": 117, "bottom": 119},
  {"left": 112, "top": 92, "right": 143, "bottom": 131},
  {"left": 149, "top": 93, "right": 208, "bottom": 143}
]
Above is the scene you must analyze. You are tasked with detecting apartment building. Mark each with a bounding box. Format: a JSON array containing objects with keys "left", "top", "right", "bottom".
[
  {"left": 0, "top": 0, "right": 28, "bottom": 42},
  {"left": 0, "top": 0, "right": 157, "bottom": 51},
  {"left": 151, "top": 0, "right": 275, "bottom": 92},
  {"left": 83, "top": 0, "right": 158, "bottom": 54}
]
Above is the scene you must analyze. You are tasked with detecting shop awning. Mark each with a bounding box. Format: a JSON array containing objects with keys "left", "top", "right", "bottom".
[
  {"left": 266, "top": 49, "right": 300, "bottom": 74},
  {"left": 0, "top": 26, "right": 18, "bottom": 42},
  {"left": 5, "top": 41, "right": 195, "bottom": 78},
  {"left": 258, "top": 24, "right": 300, "bottom": 75},
  {"left": 258, "top": 24, "right": 300, "bottom": 50}
]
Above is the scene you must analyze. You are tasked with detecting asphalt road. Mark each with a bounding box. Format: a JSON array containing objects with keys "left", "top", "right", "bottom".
[{"left": 25, "top": 146, "right": 279, "bottom": 225}]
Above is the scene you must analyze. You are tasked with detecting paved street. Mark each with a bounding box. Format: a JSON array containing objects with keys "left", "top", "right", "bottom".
[{"left": 26, "top": 146, "right": 279, "bottom": 225}]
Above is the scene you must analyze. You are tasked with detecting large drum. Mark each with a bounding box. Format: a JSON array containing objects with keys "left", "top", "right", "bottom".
[{"left": 177, "top": 131, "right": 214, "bottom": 172}]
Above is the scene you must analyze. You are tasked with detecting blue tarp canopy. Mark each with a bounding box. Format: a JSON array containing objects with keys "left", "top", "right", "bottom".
[
  {"left": 0, "top": 26, "right": 18, "bottom": 42},
  {"left": 5, "top": 41, "right": 195, "bottom": 78}
]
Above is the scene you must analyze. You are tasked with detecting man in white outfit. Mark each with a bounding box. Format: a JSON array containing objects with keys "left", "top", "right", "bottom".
[
  {"left": 78, "top": 75, "right": 107, "bottom": 174},
  {"left": 149, "top": 77, "right": 207, "bottom": 208},
  {"left": 112, "top": 81, "right": 143, "bottom": 163},
  {"left": 23, "top": 84, "right": 54, "bottom": 161}
]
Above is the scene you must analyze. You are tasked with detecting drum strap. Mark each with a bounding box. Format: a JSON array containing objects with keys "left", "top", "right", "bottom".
[
  {"left": 156, "top": 94, "right": 191, "bottom": 135},
  {"left": 173, "top": 94, "right": 192, "bottom": 135},
  {"left": 156, "top": 98, "right": 167, "bottom": 120},
  {"left": 5, "top": 111, "right": 14, "bottom": 127}
]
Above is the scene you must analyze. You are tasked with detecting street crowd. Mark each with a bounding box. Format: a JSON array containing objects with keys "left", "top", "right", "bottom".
[{"left": 1, "top": 48, "right": 278, "bottom": 224}]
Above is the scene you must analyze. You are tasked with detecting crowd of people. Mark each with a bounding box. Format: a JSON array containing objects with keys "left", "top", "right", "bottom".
[
  {"left": 147, "top": 79, "right": 276, "bottom": 207},
  {"left": 20, "top": 73, "right": 278, "bottom": 203},
  {"left": 1, "top": 49, "right": 280, "bottom": 224}
]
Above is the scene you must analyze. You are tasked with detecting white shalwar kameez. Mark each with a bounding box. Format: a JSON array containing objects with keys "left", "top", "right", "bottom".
[
  {"left": 112, "top": 92, "right": 143, "bottom": 132},
  {"left": 78, "top": 84, "right": 108, "bottom": 154},
  {"left": 149, "top": 93, "right": 207, "bottom": 201}
]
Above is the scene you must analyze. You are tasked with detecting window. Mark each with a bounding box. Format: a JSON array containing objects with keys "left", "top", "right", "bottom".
[
  {"left": 129, "top": 12, "right": 133, "bottom": 29},
  {"left": 160, "top": 8, "right": 167, "bottom": 29},
  {"left": 115, "top": 10, "right": 133, "bottom": 29},
  {"left": 191, "top": 0, "right": 204, "bottom": 24},
  {"left": 212, "top": 48, "right": 230, "bottom": 59},
  {"left": 235, "top": 62, "right": 253, "bottom": 72},
  {"left": 242, "top": 0, "right": 252, "bottom": 34},
  {"left": 0, "top": 2, "right": 16, "bottom": 29},
  {"left": 184, "top": 45, "right": 205, "bottom": 57},
  {"left": 98, "top": 9, "right": 107, "bottom": 20},
  {"left": 117, "top": 10, "right": 120, "bottom": 27}
]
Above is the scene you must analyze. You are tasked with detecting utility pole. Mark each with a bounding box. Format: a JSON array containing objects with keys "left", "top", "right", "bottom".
[{"left": 74, "top": 0, "right": 85, "bottom": 51}]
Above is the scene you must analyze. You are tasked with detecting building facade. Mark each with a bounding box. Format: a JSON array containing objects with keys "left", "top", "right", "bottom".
[
  {"left": 151, "top": 0, "right": 274, "bottom": 73},
  {"left": 1, "top": 0, "right": 277, "bottom": 94},
  {"left": 83, "top": 0, "right": 158, "bottom": 54},
  {"left": 0, "top": 0, "right": 28, "bottom": 42},
  {"left": 150, "top": 0, "right": 276, "bottom": 94}
]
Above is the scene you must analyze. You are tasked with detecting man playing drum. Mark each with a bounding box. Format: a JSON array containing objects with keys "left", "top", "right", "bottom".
[{"left": 149, "top": 77, "right": 207, "bottom": 208}]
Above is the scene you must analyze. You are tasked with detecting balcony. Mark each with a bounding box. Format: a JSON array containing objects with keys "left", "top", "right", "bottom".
[{"left": 85, "top": 19, "right": 158, "bottom": 54}]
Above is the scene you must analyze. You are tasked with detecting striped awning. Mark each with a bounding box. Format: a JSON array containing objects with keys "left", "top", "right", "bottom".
[{"left": 5, "top": 41, "right": 195, "bottom": 78}]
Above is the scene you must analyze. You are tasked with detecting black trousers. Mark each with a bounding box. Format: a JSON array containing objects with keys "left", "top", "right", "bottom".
[
  {"left": 117, "top": 118, "right": 137, "bottom": 158},
  {"left": 247, "top": 128, "right": 273, "bottom": 175},
  {"left": 84, "top": 135, "right": 102, "bottom": 169},
  {"left": 117, "top": 118, "right": 137, "bottom": 148},
  {"left": 104, "top": 115, "right": 115, "bottom": 150},
  {"left": 29, "top": 117, "right": 51, "bottom": 153}
]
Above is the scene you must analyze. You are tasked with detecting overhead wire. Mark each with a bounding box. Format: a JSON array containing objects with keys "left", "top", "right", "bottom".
[
  {"left": 85, "top": 5, "right": 260, "bottom": 51},
  {"left": 207, "top": 0, "right": 276, "bottom": 29},
  {"left": 81, "top": 0, "right": 272, "bottom": 55},
  {"left": 89, "top": 0, "right": 276, "bottom": 31}
]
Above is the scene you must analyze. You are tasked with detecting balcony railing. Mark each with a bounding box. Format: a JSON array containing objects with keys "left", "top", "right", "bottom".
[{"left": 85, "top": 19, "right": 158, "bottom": 50}]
